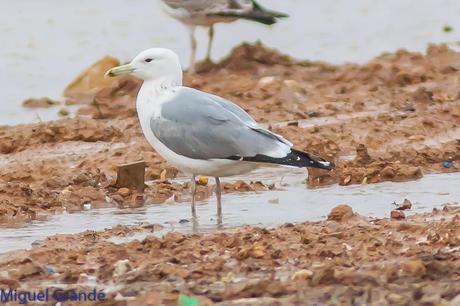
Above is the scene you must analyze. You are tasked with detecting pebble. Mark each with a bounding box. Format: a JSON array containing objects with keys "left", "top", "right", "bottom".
[
  {"left": 258, "top": 76, "right": 276, "bottom": 87},
  {"left": 58, "top": 108, "right": 70, "bottom": 116},
  {"left": 391, "top": 210, "right": 406, "bottom": 220},
  {"left": 401, "top": 259, "right": 426, "bottom": 276},
  {"left": 164, "top": 195, "right": 175, "bottom": 204},
  {"left": 328, "top": 205, "right": 354, "bottom": 222},
  {"left": 114, "top": 259, "right": 132, "bottom": 277},
  {"left": 292, "top": 269, "right": 314, "bottom": 281},
  {"left": 118, "top": 187, "right": 131, "bottom": 197}
]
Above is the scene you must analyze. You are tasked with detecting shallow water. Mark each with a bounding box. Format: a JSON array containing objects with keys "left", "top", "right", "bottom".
[
  {"left": 0, "top": 169, "right": 458, "bottom": 253},
  {"left": 2, "top": 0, "right": 460, "bottom": 125}
]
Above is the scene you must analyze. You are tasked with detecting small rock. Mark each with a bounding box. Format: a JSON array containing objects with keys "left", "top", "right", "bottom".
[
  {"left": 409, "top": 134, "right": 426, "bottom": 141},
  {"left": 292, "top": 269, "right": 313, "bottom": 281},
  {"left": 250, "top": 244, "right": 266, "bottom": 259},
  {"left": 283, "top": 79, "right": 302, "bottom": 90},
  {"left": 73, "top": 173, "right": 90, "bottom": 184},
  {"left": 22, "top": 97, "right": 59, "bottom": 108},
  {"left": 164, "top": 195, "right": 175, "bottom": 204},
  {"left": 17, "top": 261, "right": 43, "bottom": 279},
  {"left": 111, "top": 194, "right": 125, "bottom": 204},
  {"left": 61, "top": 189, "right": 72, "bottom": 197},
  {"left": 401, "top": 259, "right": 426, "bottom": 276},
  {"left": 328, "top": 205, "right": 354, "bottom": 222},
  {"left": 159, "top": 169, "right": 167, "bottom": 182},
  {"left": 58, "top": 108, "right": 70, "bottom": 116},
  {"left": 381, "top": 166, "right": 396, "bottom": 179},
  {"left": 355, "top": 144, "right": 372, "bottom": 165},
  {"left": 258, "top": 76, "right": 276, "bottom": 87},
  {"left": 387, "top": 293, "right": 406, "bottom": 304},
  {"left": 118, "top": 187, "right": 131, "bottom": 197},
  {"left": 114, "top": 259, "right": 132, "bottom": 277},
  {"left": 0, "top": 278, "right": 20, "bottom": 289},
  {"left": 130, "top": 194, "right": 145, "bottom": 207},
  {"left": 391, "top": 210, "right": 406, "bottom": 220},
  {"left": 83, "top": 203, "right": 92, "bottom": 210}
]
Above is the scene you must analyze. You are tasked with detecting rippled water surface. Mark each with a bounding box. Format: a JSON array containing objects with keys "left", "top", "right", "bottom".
[{"left": 0, "top": 169, "right": 459, "bottom": 253}]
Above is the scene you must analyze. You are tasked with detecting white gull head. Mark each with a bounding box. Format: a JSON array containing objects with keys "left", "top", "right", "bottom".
[{"left": 106, "top": 48, "right": 183, "bottom": 87}]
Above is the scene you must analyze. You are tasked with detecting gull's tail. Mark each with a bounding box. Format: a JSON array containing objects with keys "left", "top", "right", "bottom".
[{"left": 213, "top": 0, "right": 289, "bottom": 26}]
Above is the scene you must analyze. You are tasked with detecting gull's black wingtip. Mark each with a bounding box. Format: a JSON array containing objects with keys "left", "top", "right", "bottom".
[
  {"left": 213, "top": 1, "right": 288, "bottom": 26},
  {"left": 251, "top": 0, "right": 289, "bottom": 19},
  {"left": 227, "top": 149, "right": 335, "bottom": 171}
]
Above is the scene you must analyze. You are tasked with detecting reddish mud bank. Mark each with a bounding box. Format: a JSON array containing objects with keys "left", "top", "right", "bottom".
[
  {"left": 1, "top": 43, "right": 460, "bottom": 225},
  {"left": 0, "top": 205, "right": 459, "bottom": 305}
]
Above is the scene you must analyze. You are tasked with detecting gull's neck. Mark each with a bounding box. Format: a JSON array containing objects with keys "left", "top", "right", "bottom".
[
  {"left": 142, "top": 73, "right": 183, "bottom": 96},
  {"left": 137, "top": 74, "right": 183, "bottom": 114}
]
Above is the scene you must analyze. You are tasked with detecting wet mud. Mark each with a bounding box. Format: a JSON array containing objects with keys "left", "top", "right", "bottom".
[
  {"left": 0, "top": 205, "right": 459, "bottom": 305},
  {"left": 1, "top": 43, "right": 460, "bottom": 225},
  {"left": 1, "top": 43, "right": 460, "bottom": 304}
]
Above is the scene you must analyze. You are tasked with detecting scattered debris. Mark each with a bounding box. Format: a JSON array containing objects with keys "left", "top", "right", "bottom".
[
  {"left": 22, "top": 97, "right": 59, "bottom": 108},
  {"left": 58, "top": 108, "right": 70, "bottom": 116},
  {"left": 197, "top": 176, "right": 209, "bottom": 186},
  {"left": 443, "top": 25, "right": 454, "bottom": 33},
  {"left": 391, "top": 210, "right": 406, "bottom": 220},
  {"left": 115, "top": 161, "right": 146, "bottom": 192}
]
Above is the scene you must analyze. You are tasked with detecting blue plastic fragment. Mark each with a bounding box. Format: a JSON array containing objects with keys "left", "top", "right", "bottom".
[{"left": 46, "top": 266, "right": 54, "bottom": 274}]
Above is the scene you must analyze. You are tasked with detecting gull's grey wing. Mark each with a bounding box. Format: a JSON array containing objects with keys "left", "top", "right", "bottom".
[
  {"left": 150, "top": 87, "right": 290, "bottom": 160},
  {"left": 161, "top": 0, "right": 250, "bottom": 14},
  {"left": 204, "top": 92, "right": 256, "bottom": 126},
  {"left": 205, "top": 92, "right": 292, "bottom": 147}
]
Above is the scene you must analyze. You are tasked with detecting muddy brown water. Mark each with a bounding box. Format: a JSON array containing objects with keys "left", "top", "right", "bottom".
[{"left": 0, "top": 168, "right": 458, "bottom": 253}]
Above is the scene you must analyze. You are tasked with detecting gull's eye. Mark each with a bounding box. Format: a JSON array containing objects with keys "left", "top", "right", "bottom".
[{"left": 144, "top": 58, "right": 153, "bottom": 63}]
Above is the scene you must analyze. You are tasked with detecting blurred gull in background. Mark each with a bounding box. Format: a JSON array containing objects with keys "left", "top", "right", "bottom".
[{"left": 159, "top": 0, "right": 288, "bottom": 71}]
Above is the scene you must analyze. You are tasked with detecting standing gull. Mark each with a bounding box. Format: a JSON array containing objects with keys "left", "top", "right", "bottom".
[
  {"left": 159, "top": 0, "right": 288, "bottom": 71},
  {"left": 106, "top": 48, "right": 334, "bottom": 217}
]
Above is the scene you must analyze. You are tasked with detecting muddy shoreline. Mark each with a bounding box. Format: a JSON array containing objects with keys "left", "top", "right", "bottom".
[
  {"left": 0, "top": 205, "right": 459, "bottom": 305},
  {"left": 1, "top": 43, "right": 460, "bottom": 225},
  {"left": 0, "top": 43, "right": 460, "bottom": 304}
]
